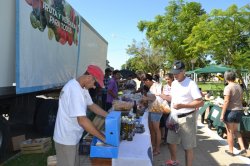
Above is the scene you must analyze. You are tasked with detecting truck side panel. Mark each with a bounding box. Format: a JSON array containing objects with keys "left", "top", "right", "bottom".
[
  {"left": 0, "top": 1, "right": 16, "bottom": 95},
  {"left": 77, "top": 18, "right": 108, "bottom": 77},
  {"left": 16, "top": 0, "right": 80, "bottom": 94}
]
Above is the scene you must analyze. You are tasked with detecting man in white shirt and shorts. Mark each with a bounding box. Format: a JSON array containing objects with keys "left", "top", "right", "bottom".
[{"left": 166, "top": 61, "right": 204, "bottom": 166}]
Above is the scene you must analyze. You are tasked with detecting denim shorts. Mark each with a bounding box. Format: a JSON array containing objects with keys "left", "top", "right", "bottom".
[
  {"left": 224, "top": 110, "right": 243, "bottom": 123},
  {"left": 149, "top": 112, "right": 162, "bottom": 122}
]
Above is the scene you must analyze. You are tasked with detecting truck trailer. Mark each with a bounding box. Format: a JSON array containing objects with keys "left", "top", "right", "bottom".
[{"left": 0, "top": 0, "right": 108, "bottom": 160}]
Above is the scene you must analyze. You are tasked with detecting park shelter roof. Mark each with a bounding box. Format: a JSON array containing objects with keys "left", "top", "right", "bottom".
[
  {"left": 194, "top": 65, "right": 233, "bottom": 74},
  {"left": 186, "top": 65, "right": 248, "bottom": 75}
]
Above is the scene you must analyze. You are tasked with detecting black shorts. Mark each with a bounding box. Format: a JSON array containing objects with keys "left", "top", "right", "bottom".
[{"left": 224, "top": 110, "right": 243, "bottom": 123}]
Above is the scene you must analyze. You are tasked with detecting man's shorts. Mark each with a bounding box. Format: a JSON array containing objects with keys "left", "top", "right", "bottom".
[
  {"left": 224, "top": 110, "right": 243, "bottom": 123},
  {"left": 55, "top": 142, "right": 79, "bottom": 166},
  {"left": 167, "top": 112, "right": 196, "bottom": 150}
]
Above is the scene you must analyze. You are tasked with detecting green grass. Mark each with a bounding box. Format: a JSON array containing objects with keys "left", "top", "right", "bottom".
[
  {"left": 3, "top": 143, "right": 55, "bottom": 166},
  {"left": 198, "top": 82, "right": 249, "bottom": 102},
  {"left": 197, "top": 82, "right": 224, "bottom": 92},
  {"left": 198, "top": 82, "right": 224, "bottom": 97}
]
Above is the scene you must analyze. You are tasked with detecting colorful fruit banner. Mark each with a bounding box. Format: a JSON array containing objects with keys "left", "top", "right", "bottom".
[
  {"left": 16, "top": 0, "right": 80, "bottom": 93},
  {"left": 27, "top": 0, "right": 80, "bottom": 46}
]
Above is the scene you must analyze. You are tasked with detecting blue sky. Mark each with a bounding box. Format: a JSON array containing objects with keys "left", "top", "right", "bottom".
[{"left": 67, "top": 0, "right": 249, "bottom": 70}]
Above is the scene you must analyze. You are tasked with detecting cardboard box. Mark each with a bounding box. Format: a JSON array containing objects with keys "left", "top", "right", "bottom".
[
  {"left": 20, "top": 137, "right": 52, "bottom": 154},
  {"left": 12, "top": 135, "right": 26, "bottom": 151},
  {"left": 90, "top": 111, "right": 121, "bottom": 158}
]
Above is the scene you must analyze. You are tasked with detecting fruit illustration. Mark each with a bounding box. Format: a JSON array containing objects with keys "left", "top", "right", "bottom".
[
  {"left": 32, "top": 0, "right": 40, "bottom": 10},
  {"left": 27, "top": 0, "right": 78, "bottom": 46},
  {"left": 38, "top": 9, "right": 47, "bottom": 32},
  {"left": 64, "top": 4, "right": 71, "bottom": 17},
  {"left": 67, "top": 33, "right": 73, "bottom": 46},
  {"left": 48, "top": 28, "right": 54, "bottom": 40},
  {"left": 55, "top": 31, "right": 60, "bottom": 42},
  {"left": 59, "top": 38, "right": 66, "bottom": 45},
  {"left": 30, "top": 11, "right": 38, "bottom": 29}
]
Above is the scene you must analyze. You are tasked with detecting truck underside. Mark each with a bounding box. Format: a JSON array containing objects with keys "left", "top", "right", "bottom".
[{"left": 0, "top": 90, "right": 60, "bottom": 161}]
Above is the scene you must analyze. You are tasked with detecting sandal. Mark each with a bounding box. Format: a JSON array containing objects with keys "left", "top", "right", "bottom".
[
  {"left": 153, "top": 151, "right": 160, "bottom": 156},
  {"left": 238, "top": 149, "right": 247, "bottom": 156},
  {"left": 165, "top": 159, "right": 179, "bottom": 166},
  {"left": 225, "top": 150, "right": 235, "bottom": 157}
]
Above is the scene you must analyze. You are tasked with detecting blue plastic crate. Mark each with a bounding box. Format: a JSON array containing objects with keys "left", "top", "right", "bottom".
[
  {"left": 105, "top": 111, "right": 121, "bottom": 146},
  {"left": 90, "top": 111, "right": 121, "bottom": 158},
  {"left": 90, "top": 137, "right": 119, "bottom": 158}
]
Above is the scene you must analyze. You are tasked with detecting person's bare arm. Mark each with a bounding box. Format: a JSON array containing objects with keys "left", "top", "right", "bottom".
[
  {"left": 88, "top": 103, "right": 108, "bottom": 117},
  {"left": 77, "top": 116, "right": 105, "bottom": 142},
  {"left": 142, "top": 93, "right": 156, "bottom": 102},
  {"left": 158, "top": 94, "right": 171, "bottom": 102},
  {"left": 220, "top": 95, "right": 229, "bottom": 121},
  {"left": 107, "top": 89, "right": 118, "bottom": 99}
]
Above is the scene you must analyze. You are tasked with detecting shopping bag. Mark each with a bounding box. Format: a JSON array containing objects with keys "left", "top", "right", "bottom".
[
  {"left": 149, "top": 96, "right": 171, "bottom": 114},
  {"left": 166, "top": 111, "right": 179, "bottom": 133}
]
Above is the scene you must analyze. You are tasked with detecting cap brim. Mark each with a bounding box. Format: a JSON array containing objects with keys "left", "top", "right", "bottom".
[
  {"left": 96, "top": 78, "right": 104, "bottom": 88},
  {"left": 170, "top": 69, "right": 181, "bottom": 75}
]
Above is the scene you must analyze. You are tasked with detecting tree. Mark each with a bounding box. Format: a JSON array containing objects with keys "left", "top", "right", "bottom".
[
  {"left": 137, "top": 0, "right": 206, "bottom": 70},
  {"left": 126, "top": 39, "right": 166, "bottom": 74},
  {"left": 184, "top": 4, "right": 250, "bottom": 70}
]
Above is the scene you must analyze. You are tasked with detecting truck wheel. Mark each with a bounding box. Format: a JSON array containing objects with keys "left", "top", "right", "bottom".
[
  {"left": 35, "top": 99, "right": 58, "bottom": 136},
  {"left": 217, "top": 127, "right": 226, "bottom": 138},
  {"left": 0, "top": 116, "right": 10, "bottom": 161},
  {"left": 207, "top": 120, "right": 213, "bottom": 129}
]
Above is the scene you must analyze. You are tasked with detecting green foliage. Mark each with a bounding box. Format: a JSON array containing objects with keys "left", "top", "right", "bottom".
[
  {"left": 126, "top": 39, "right": 166, "bottom": 74},
  {"left": 124, "top": 1, "right": 250, "bottom": 72},
  {"left": 184, "top": 4, "right": 250, "bottom": 70},
  {"left": 137, "top": 0, "right": 206, "bottom": 71}
]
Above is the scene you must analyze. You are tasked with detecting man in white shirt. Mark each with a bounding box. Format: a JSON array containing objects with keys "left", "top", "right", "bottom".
[
  {"left": 166, "top": 61, "right": 203, "bottom": 166},
  {"left": 53, "top": 65, "right": 108, "bottom": 166}
]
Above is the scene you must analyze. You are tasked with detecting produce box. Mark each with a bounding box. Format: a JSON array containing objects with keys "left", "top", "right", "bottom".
[
  {"left": 12, "top": 134, "right": 26, "bottom": 151},
  {"left": 20, "top": 137, "right": 52, "bottom": 154},
  {"left": 90, "top": 111, "right": 121, "bottom": 158}
]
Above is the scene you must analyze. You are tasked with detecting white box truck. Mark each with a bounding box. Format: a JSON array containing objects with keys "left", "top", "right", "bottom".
[{"left": 0, "top": 0, "right": 108, "bottom": 159}]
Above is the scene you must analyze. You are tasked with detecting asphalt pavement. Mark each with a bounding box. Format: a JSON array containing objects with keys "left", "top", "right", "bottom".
[{"left": 153, "top": 119, "right": 250, "bottom": 166}]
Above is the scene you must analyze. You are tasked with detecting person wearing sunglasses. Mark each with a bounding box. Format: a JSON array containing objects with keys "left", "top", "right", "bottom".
[{"left": 53, "top": 65, "right": 108, "bottom": 166}]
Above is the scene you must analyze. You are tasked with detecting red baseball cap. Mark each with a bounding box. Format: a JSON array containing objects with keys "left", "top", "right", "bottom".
[{"left": 87, "top": 65, "right": 104, "bottom": 88}]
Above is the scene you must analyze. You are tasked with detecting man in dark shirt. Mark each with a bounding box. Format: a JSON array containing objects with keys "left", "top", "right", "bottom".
[{"left": 102, "top": 68, "right": 112, "bottom": 110}]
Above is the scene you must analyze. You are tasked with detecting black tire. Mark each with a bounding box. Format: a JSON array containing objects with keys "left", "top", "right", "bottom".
[
  {"left": 35, "top": 99, "right": 58, "bottom": 136},
  {"left": 207, "top": 120, "right": 213, "bottom": 129},
  {"left": 0, "top": 116, "right": 10, "bottom": 161},
  {"left": 217, "top": 127, "right": 224, "bottom": 138}
]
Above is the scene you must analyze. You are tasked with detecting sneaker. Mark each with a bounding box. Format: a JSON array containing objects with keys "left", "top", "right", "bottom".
[{"left": 165, "top": 159, "right": 179, "bottom": 166}]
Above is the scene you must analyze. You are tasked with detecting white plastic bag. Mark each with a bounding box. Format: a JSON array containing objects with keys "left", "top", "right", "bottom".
[{"left": 166, "top": 111, "right": 179, "bottom": 133}]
